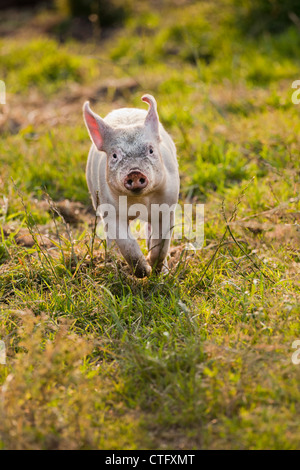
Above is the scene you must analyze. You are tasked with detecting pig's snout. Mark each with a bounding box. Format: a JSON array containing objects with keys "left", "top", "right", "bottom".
[{"left": 124, "top": 171, "right": 148, "bottom": 192}]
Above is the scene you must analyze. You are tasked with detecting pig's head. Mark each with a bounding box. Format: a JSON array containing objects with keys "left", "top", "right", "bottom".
[{"left": 83, "top": 94, "right": 166, "bottom": 196}]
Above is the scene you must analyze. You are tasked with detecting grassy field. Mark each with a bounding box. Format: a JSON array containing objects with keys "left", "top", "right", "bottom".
[{"left": 0, "top": 0, "right": 299, "bottom": 449}]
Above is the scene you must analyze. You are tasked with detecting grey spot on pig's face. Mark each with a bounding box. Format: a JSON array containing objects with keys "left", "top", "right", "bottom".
[{"left": 104, "top": 127, "right": 165, "bottom": 195}]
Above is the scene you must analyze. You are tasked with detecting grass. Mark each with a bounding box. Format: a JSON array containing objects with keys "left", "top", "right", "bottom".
[{"left": 0, "top": 0, "right": 299, "bottom": 449}]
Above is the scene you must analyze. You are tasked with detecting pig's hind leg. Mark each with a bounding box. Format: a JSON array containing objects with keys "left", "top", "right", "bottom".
[{"left": 146, "top": 212, "right": 174, "bottom": 275}]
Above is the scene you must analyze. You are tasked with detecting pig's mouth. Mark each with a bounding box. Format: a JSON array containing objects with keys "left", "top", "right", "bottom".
[{"left": 129, "top": 187, "right": 144, "bottom": 194}]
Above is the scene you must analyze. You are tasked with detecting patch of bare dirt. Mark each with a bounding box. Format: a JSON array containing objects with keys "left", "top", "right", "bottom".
[
  {"left": 38, "top": 198, "right": 87, "bottom": 225},
  {"left": 2, "top": 222, "right": 55, "bottom": 248},
  {"left": 0, "top": 77, "right": 140, "bottom": 134},
  {"left": 14, "top": 229, "right": 54, "bottom": 248},
  {"left": 1, "top": 196, "right": 94, "bottom": 252},
  {"left": 265, "top": 223, "right": 300, "bottom": 245}
]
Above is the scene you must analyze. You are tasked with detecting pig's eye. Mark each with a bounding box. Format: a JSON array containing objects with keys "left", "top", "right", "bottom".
[{"left": 149, "top": 147, "right": 153, "bottom": 154}]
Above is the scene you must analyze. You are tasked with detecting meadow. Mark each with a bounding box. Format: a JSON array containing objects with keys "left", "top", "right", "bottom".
[{"left": 0, "top": 0, "right": 299, "bottom": 449}]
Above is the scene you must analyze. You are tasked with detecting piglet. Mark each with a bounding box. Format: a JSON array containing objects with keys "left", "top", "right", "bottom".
[{"left": 83, "top": 94, "right": 179, "bottom": 278}]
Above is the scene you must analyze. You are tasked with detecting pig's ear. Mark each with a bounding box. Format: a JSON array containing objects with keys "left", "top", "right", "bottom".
[
  {"left": 83, "top": 101, "right": 111, "bottom": 151},
  {"left": 142, "top": 94, "right": 161, "bottom": 140}
]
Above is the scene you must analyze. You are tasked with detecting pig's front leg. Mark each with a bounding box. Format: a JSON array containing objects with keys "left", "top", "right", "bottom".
[
  {"left": 115, "top": 221, "right": 151, "bottom": 278},
  {"left": 147, "top": 211, "right": 174, "bottom": 274}
]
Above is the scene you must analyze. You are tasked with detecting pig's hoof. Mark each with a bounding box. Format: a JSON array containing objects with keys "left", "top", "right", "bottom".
[
  {"left": 133, "top": 263, "right": 152, "bottom": 278},
  {"left": 161, "top": 263, "right": 169, "bottom": 275},
  {"left": 147, "top": 258, "right": 169, "bottom": 276},
  {"left": 154, "top": 263, "right": 169, "bottom": 276}
]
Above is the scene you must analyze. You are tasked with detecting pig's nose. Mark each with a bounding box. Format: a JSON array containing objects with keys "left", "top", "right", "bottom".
[{"left": 124, "top": 171, "right": 148, "bottom": 191}]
